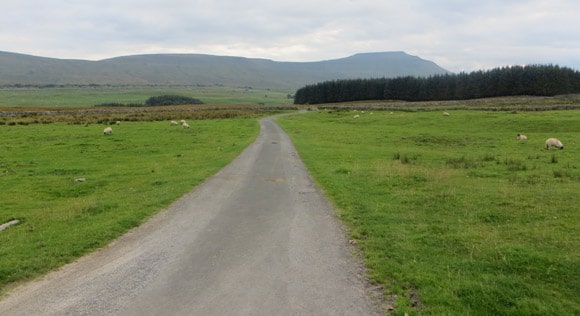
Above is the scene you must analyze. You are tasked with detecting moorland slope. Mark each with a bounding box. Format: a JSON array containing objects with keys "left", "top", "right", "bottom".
[{"left": 0, "top": 51, "right": 449, "bottom": 90}]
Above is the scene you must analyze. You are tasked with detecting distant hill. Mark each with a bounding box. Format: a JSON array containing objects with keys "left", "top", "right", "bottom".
[{"left": 0, "top": 51, "right": 450, "bottom": 90}]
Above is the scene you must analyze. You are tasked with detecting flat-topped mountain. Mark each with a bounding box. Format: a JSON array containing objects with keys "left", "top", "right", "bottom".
[{"left": 0, "top": 51, "right": 450, "bottom": 90}]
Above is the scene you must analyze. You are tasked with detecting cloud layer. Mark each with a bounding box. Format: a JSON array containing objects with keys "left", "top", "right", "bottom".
[{"left": 2, "top": 0, "right": 579, "bottom": 72}]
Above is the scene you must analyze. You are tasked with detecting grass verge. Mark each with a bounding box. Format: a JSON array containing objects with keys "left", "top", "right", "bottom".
[
  {"left": 277, "top": 109, "right": 579, "bottom": 315},
  {"left": 0, "top": 118, "right": 259, "bottom": 294}
]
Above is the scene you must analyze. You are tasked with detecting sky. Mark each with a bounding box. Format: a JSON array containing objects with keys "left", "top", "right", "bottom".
[{"left": 2, "top": 0, "right": 579, "bottom": 73}]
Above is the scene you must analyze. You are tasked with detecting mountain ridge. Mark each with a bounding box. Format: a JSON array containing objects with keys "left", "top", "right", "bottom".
[{"left": 0, "top": 51, "right": 450, "bottom": 90}]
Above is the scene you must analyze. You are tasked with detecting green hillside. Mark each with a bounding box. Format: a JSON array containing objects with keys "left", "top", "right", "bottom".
[{"left": 0, "top": 51, "right": 449, "bottom": 90}]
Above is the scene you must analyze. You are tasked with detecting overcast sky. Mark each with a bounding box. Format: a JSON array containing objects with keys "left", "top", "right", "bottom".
[{"left": 2, "top": 0, "right": 579, "bottom": 72}]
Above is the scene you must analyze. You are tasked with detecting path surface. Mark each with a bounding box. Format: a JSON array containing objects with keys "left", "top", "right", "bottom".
[{"left": 0, "top": 115, "right": 384, "bottom": 315}]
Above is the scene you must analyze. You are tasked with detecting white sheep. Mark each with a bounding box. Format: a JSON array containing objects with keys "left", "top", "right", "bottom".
[
  {"left": 170, "top": 120, "right": 178, "bottom": 126},
  {"left": 0, "top": 219, "right": 20, "bottom": 232},
  {"left": 516, "top": 133, "right": 528, "bottom": 140},
  {"left": 103, "top": 127, "right": 113, "bottom": 135},
  {"left": 546, "top": 138, "right": 564, "bottom": 150},
  {"left": 353, "top": 114, "right": 360, "bottom": 119},
  {"left": 115, "top": 121, "right": 121, "bottom": 125},
  {"left": 180, "top": 119, "right": 187, "bottom": 124},
  {"left": 443, "top": 111, "right": 450, "bottom": 116},
  {"left": 182, "top": 122, "right": 190, "bottom": 129}
]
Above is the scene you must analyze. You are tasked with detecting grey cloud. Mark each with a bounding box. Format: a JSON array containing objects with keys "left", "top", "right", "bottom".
[{"left": 0, "top": 0, "right": 578, "bottom": 71}]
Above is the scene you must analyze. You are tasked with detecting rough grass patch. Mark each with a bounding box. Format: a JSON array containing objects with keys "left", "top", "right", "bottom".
[
  {"left": 446, "top": 156, "right": 481, "bottom": 169},
  {"left": 504, "top": 158, "right": 527, "bottom": 171},
  {"left": 0, "top": 118, "right": 260, "bottom": 294},
  {"left": 277, "top": 109, "right": 580, "bottom": 315}
]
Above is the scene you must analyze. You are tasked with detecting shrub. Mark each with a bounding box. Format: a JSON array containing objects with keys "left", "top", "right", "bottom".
[{"left": 144, "top": 95, "right": 203, "bottom": 106}]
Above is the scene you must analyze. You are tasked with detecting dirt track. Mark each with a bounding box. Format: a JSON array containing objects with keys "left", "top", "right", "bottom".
[{"left": 0, "top": 114, "right": 385, "bottom": 315}]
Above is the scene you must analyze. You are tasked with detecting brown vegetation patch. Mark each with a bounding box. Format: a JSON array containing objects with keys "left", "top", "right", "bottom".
[
  {"left": 316, "top": 95, "right": 580, "bottom": 112},
  {"left": 0, "top": 104, "right": 295, "bottom": 125}
]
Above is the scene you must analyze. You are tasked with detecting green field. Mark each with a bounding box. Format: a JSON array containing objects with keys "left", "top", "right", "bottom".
[
  {"left": 0, "top": 85, "right": 294, "bottom": 107},
  {"left": 1, "top": 99, "right": 579, "bottom": 315},
  {"left": 0, "top": 118, "right": 260, "bottom": 293},
  {"left": 277, "top": 109, "right": 579, "bottom": 315}
]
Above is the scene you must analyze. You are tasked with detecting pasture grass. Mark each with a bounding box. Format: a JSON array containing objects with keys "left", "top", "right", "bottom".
[
  {"left": 277, "top": 109, "right": 580, "bottom": 315},
  {"left": 0, "top": 118, "right": 260, "bottom": 293},
  {"left": 0, "top": 85, "right": 294, "bottom": 107}
]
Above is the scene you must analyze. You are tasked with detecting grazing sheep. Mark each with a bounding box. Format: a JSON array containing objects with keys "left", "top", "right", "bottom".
[
  {"left": 516, "top": 133, "right": 528, "bottom": 140},
  {"left": 170, "top": 120, "right": 178, "bottom": 126},
  {"left": 115, "top": 121, "right": 121, "bottom": 125},
  {"left": 546, "top": 138, "right": 564, "bottom": 150},
  {"left": 353, "top": 115, "right": 360, "bottom": 119},
  {"left": 180, "top": 119, "right": 187, "bottom": 124},
  {"left": 182, "top": 122, "right": 190, "bottom": 129},
  {"left": 443, "top": 112, "right": 450, "bottom": 116},
  {"left": 103, "top": 127, "right": 113, "bottom": 135}
]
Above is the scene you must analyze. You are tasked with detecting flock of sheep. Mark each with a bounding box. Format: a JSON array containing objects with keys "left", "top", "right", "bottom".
[
  {"left": 102, "top": 119, "right": 190, "bottom": 136},
  {"left": 170, "top": 119, "right": 190, "bottom": 128},
  {"left": 517, "top": 133, "right": 564, "bottom": 149},
  {"left": 351, "top": 110, "right": 565, "bottom": 150},
  {"left": 445, "top": 112, "right": 565, "bottom": 150},
  {"left": 441, "top": 111, "right": 564, "bottom": 150},
  {"left": 103, "top": 112, "right": 566, "bottom": 151}
]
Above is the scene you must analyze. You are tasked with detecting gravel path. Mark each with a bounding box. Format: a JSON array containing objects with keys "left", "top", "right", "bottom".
[{"left": 0, "top": 115, "right": 385, "bottom": 315}]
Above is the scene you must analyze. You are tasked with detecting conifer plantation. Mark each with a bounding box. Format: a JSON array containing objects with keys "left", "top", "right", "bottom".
[{"left": 294, "top": 65, "right": 580, "bottom": 104}]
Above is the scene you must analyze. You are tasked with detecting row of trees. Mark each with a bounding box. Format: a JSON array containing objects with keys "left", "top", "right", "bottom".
[{"left": 293, "top": 65, "right": 580, "bottom": 104}]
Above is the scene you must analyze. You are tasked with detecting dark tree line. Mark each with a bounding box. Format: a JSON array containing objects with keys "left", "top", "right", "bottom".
[
  {"left": 144, "top": 95, "right": 203, "bottom": 106},
  {"left": 96, "top": 95, "right": 203, "bottom": 107},
  {"left": 294, "top": 65, "right": 580, "bottom": 104}
]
